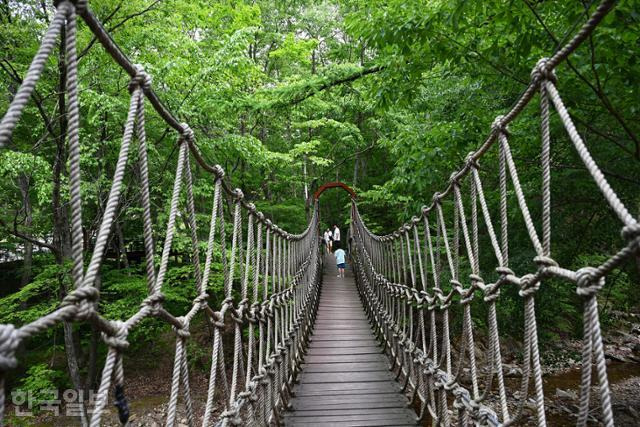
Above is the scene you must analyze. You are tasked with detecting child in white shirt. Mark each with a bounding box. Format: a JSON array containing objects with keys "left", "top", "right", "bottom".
[{"left": 334, "top": 242, "right": 346, "bottom": 278}]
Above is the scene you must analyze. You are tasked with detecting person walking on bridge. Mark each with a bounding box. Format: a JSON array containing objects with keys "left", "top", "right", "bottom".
[
  {"left": 332, "top": 224, "right": 340, "bottom": 244},
  {"left": 334, "top": 241, "right": 346, "bottom": 278},
  {"left": 323, "top": 228, "right": 332, "bottom": 254}
]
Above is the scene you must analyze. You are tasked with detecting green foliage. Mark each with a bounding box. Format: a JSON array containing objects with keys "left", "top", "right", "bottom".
[
  {"left": 0, "top": 264, "right": 69, "bottom": 326},
  {"left": 17, "top": 363, "right": 67, "bottom": 408}
]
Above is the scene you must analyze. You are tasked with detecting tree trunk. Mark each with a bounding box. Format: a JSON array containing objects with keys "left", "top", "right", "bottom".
[
  {"left": 18, "top": 173, "right": 33, "bottom": 286},
  {"left": 353, "top": 153, "right": 359, "bottom": 188},
  {"left": 53, "top": 27, "right": 71, "bottom": 263},
  {"left": 115, "top": 220, "right": 129, "bottom": 269}
]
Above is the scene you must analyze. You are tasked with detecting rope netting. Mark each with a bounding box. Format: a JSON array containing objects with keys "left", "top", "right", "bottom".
[
  {"left": 0, "top": 1, "right": 321, "bottom": 425},
  {"left": 349, "top": 2, "right": 637, "bottom": 426}
]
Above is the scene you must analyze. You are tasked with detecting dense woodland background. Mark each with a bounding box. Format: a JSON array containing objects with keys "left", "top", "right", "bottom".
[{"left": 0, "top": 0, "right": 639, "bottom": 414}]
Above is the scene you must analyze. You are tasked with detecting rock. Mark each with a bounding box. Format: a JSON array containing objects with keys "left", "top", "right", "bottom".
[
  {"left": 555, "top": 388, "right": 577, "bottom": 400},
  {"left": 633, "top": 343, "right": 640, "bottom": 354},
  {"left": 503, "top": 363, "right": 522, "bottom": 377},
  {"left": 525, "top": 398, "right": 537, "bottom": 411},
  {"left": 605, "top": 352, "right": 626, "bottom": 363}
]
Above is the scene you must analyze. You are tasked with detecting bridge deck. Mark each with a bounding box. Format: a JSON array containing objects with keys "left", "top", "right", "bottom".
[{"left": 284, "top": 255, "right": 417, "bottom": 426}]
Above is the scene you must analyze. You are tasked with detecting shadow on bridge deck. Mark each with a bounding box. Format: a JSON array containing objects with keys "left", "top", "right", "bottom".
[{"left": 284, "top": 254, "right": 418, "bottom": 426}]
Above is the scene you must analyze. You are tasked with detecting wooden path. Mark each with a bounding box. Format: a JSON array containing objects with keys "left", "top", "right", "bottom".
[{"left": 284, "top": 255, "right": 418, "bottom": 426}]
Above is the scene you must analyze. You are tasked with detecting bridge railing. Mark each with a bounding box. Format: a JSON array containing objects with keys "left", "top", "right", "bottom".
[
  {"left": 349, "top": 1, "right": 638, "bottom": 426},
  {"left": 0, "top": 1, "right": 321, "bottom": 425}
]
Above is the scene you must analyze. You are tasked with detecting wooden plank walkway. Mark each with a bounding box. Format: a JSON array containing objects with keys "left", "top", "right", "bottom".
[{"left": 284, "top": 255, "right": 417, "bottom": 427}]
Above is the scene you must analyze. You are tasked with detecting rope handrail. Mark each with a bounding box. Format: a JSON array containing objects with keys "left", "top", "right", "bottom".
[
  {"left": 348, "top": 2, "right": 639, "bottom": 425},
  {"left": 0, "top": 1, "right": 322, "bottom": 425}
]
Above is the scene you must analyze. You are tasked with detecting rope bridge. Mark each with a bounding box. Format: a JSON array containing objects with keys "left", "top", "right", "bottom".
[{"left": 0, "top": 0, "right": 638, "bottom": 426}]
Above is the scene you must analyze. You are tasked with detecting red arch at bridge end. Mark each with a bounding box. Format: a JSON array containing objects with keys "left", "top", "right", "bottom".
[{"left": 313, "top": 181, "right": 357, "bottom": 200}]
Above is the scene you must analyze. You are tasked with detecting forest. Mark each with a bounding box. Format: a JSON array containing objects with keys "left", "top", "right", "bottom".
[{"left": 0, "top": 0, "right": 639, "bottom": 425}]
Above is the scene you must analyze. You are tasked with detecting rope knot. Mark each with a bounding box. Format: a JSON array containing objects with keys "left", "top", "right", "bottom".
[
  {"left": 173, "top": 316, "right": 190, "bottom": 338},
  {"left": 531, "top": 57, "right": 557, "bottom": 84},
  {"left": 220, "top": 408, "right": 242, "bottom": 426},
  {"left": 491, "top": 115, "right": 509, "bottom": 135},
  {"left": 534, "top": 255, "right": 558, "bottom": 268},
  {"left": 622, "top": 222, "right": 640, "bottom": 241},
  {"left": 233, "top": 188, "right": 244, "bottom": 201},
  {"left": 61, "top": 286, "right": 99, "bottom": 320},
  {"left": 102, "top": 321, "right": 129, "bottom": 351},
  {"left": 576, "top": 267, "right": 605, "bottom": 297},
  {"left": 211, "top": 311, "right": 225, "bottom": 329},
  {"left": 0, "top": 324, "right": 20, "bottom": 370},
  {"left": 142, "top": 292, "right": 165, "bottom": 314},
  {"left": 518, "top": 274, "right": 540, "bottom": 297},
  {"left": 128, "top": 64, "right": 151, "bottom": 93},
  {"left": 449, "top": 171, "right": 460, "bottom": 186},
  {"left": 483, "top": 282, "right": 501, "bottom": 303},
  {"left": 232, "top": 301, "right": 247, "bottom": 325},
  {"left": 495, "top": 266, "right": 514, "bottom": 277},
  {"left": 179, "top": 123, "right": 194, "bottom": 143},
  {"left": 193, "top": 292, "right": 209, "bottom": 305},
  {"left": 432, "top": 192, "right": 442, "bottom": 205},
  {"left": 461, "top": 293, "right": 475, "bottom": 306},
  {"left": 465, "top": 151, "right": 479, "bottom": 169},
  {"left": 61, "top": 286, "right": 100, "bottom": 306},
  {"left": 421, "top": 205, "right": 430, "bottom": 215},
  {"left": 212, "top": 164, "right": 225, "bottom": 178},
  {"left": 469, "top": 273, "right": 484, "bottom": 285}
]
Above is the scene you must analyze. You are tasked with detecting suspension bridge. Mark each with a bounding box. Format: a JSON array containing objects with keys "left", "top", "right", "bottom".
[{"left": 0, "top": 0, "right": 638, "bottom": 425}]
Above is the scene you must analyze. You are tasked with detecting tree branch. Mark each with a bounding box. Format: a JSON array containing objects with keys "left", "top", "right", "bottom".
[
  {"left": 266, "top": 65, "right": 384, "bottom": 108},
  {"left": 522, "top": 0, "right": 640, "bottom": 158},
  {"left": 78, "top": 1, "right": 162, "bottom": 60},
  {"left": 0, "top": 218, "right": 57, "bottom": 253},
  {"left": 1, "top": 59, "right": 58, "bottom": 139}
]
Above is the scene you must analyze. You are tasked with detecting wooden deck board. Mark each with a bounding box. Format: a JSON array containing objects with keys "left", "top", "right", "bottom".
[{"left": 284, "top": 256, "right": 417, "bottom": 426}]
